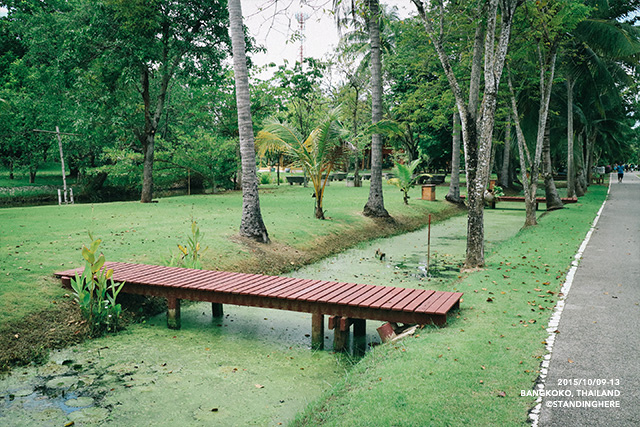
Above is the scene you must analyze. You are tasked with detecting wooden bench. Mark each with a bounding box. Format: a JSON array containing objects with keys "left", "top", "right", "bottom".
[
  {"left": 286, "top": 176, "right": 305, "bottom": 185},
  {"left": 459, "top": 195, "right": 578, "bottom": 210},
  {"left": 416, "top": 175, "right": 446, "bottom": 185},
  {"left": 55, "top": 262, "right": 462, "bottom": 352}
]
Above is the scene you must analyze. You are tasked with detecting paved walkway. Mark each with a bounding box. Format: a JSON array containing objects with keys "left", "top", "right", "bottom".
[{"left": 538, "top": 172, "right": 640, "bottom": 426}]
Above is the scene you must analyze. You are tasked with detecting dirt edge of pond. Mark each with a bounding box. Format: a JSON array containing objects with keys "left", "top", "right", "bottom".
[{"left": 0, "top": 203, "right": 465, "bottom": 376}]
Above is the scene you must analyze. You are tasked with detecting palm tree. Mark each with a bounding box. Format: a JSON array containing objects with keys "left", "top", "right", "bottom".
[
  {"left": 334, "top": 3, "right": 397, "bottom": 189},
  {"left": 562, "top": 0, "right": 640, "bottom": 193},
  {"left": 362, "top": 0, "right": 390, "bottom": 218},
  {"left": 228, "top": 0, "right": 269, "bottom": 243},
  {"left": 334, "top": 0, "right": 393, "bottom": 218},
  {"left": 388, "top": 158, "right": 422, "bottom": 205},
  {"left": 256, "top": 111, "right": 348, "bottom": 219}
]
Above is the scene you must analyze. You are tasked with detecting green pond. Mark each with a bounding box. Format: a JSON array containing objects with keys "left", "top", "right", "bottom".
[{"left": 0, "top": 209, "right": 525, "bottom": 426}]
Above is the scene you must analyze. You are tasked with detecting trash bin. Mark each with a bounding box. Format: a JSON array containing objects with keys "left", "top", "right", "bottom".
[{"left": 421, "top": 184, "right": 436, "bottom": 201}]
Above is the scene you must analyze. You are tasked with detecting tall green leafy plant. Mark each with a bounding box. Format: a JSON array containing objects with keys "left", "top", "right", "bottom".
[
  {"left": 168, "top": 220, "right": 209, "bottom": 269},
  {"left": 388, "top": 158, "right": 422, "bottom": 204},
  {"left": 177, "top": 220, "right": 208, "bottom": 269},
  {"left": 71, "top": 233, "right": 125, "bottom": 337}
]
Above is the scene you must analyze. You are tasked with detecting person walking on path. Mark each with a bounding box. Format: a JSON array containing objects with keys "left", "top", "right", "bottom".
[
  {"left": 537, "top": 172, "right": 639, "bottom": 426},
  {"left": 615, "top": 163, "right": 624, "bottom": 182}
]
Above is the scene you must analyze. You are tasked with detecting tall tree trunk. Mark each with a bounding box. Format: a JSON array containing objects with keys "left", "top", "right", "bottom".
[
  {"left": 542, "top": 120, "right": 564, "bottom": 210},
  {"left": 507, "top": 41, "right": 557, "bottom": 227},
  {"left": 487, "top": 141, "right": 497, "bottom": 187},
  {"left": 353, "top": 152, "right": 361, "bottom": 187},
  {"left": 575, "top": 134, "right": 587, "bottom": 196},
  {"left": 315, "top": 187, "right": 325, "bottom": 219},
  {"left": 585, "top": 131, "right": 596, "bottom": 184},
  {"left": 352, "top": 84, "right": 362, "bottom": 187},
  {"left": 412, "top": 0, "right": 519, "bottom": 269},
  {"left": 446, "top": 111, "right": 462, "bottom": 203},
  {"left": 363, "top": 0, "right": 390, "bottom": 218},
  {"left": 566, "top": 76, "right": 576, "bottom": 198},
  {"left": 140, "top": 67, "right": 155, "bottom": 203},
  {"left": 139, "top": 50, "right": 173, "bottom": 203},
  {"left": 228, "top": 0, "right": 269, "bottom": 243},
  {"left": 141, "top": 136, "right": 155, "bottom": 202},
  {"left": 234, "top": 142, "right": 242, "bottom": 190},
  {"left": 500, "top": 112, "right": 511, "bottom": 188},
  {"left": 508, "top": 73, "right": 537, "bottom": 227}
]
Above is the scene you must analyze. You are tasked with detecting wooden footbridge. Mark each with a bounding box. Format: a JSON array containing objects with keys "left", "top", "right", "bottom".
[{"left": 55, "top": 262, "right": 462, "bottom": 351}]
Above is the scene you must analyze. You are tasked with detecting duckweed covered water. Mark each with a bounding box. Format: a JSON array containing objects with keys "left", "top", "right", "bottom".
[
  {"left": 290, "top": 209, "right": 524, "bottom": 287},
  {"left": 0, "top": 209, "right": 525, "bottom": 426}
]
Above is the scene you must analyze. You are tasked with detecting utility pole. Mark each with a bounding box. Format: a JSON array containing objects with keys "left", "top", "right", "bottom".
[{"left": 32, "top": 127, "right": 79, "bottom": 204}]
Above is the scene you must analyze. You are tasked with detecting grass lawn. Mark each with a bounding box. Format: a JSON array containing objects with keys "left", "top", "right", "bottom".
[
  {"left": 0, "top": 163, "right": 74, "bottom": 188},
  {"left": 0, "top": 175, "right": 609, "bottom": 425},
  {"left": 292, "top": 185, "right": 609, "bottom": 426},
  {"left": 0, "top": 163, "right": 78, "bottom": 207},
  {"left": 0, "top": 181, "right": 461, "bottom": 370}
]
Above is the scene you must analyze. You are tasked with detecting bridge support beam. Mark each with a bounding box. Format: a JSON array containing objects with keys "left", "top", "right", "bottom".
[
  {"left": 329, "top": 316, "right": 354, "bottom": 352},
  {"left": 212, "top": 302, "right": 224, "bottom": 317},
  {"left": 311, "top": 313, "right": 324, "bottom": 350},
  {"left": 353, "top": 319, "right": 366, "bottom": 338},
  {"left": 167, "top": 297, "right": 181, "bottom": 329}
]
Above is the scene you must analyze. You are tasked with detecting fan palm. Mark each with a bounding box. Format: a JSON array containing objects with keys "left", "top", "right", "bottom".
[{"left": 257, "top": 111, "right": 348, "bottom": 219}]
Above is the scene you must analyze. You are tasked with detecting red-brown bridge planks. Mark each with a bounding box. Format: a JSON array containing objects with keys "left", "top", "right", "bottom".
[{"left": 55, "top": 262, "right": 462, "bottom": 351}]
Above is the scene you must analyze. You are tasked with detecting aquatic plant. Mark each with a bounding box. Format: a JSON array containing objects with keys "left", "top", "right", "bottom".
[
  {"left": 71, "top": 233, "right": 125, "bottom": 337},
  {"left": 170, "top": 220, "right": 208, "bottom": 269}
]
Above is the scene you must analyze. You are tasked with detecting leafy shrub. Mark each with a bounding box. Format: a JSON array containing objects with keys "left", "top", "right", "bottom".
[
  {"left": 71, "top": 233, "right": 125, "bottom": 337},
  {"left": 259, "top": 172, "right": 272, "bottom": 185}
]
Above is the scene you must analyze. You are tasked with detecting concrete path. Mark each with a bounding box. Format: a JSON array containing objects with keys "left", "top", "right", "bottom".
[{"left": 537, "top": 172, "right": 640, "bottom": 426}]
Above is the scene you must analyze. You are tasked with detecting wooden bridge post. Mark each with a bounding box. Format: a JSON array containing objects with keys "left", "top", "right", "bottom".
[
  {"left": 167, "top": 297, "right": 181, "bottom": 329},
  {"left": 311, "top": 313, "right": 324, "bottom": 350},
  {"left": 352, "top": 319, "right": 367, "bottom": 356},
  {"left": 333, "top": 317, "right": 352, "bottom": 352},
  {"left": 212, "top": 303, "right": 224, "bottom": 317},
  {"left": 353, "top": 319, "right": 366, "bottom": 338}
]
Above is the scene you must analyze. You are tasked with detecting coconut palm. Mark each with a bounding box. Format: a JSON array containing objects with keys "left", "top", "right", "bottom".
[
  {"left": 333, "top": 3, "right": 397, "bottom": 189},
  {"left": 388, "top": 158, "right": 422, "bottom": 205},
  {"left": 256, "top": 111, "right": 348, "bottom": 220},
  {"left": 228, "top": 0, "right": 269, "bottom": 243},
  {"left": 362, "top": 0, "right": 390, "bottom": 218},
  {"left": 333, "top": 0, "right": 393, "bottom": 218}
]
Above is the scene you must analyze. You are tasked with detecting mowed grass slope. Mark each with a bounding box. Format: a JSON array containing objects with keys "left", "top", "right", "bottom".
[
  {"left": 292, "top": 185, "right": 608, "bottom": 426},
  {"left": 0, "top": 182, "right": 458, "bottom": 326}
]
